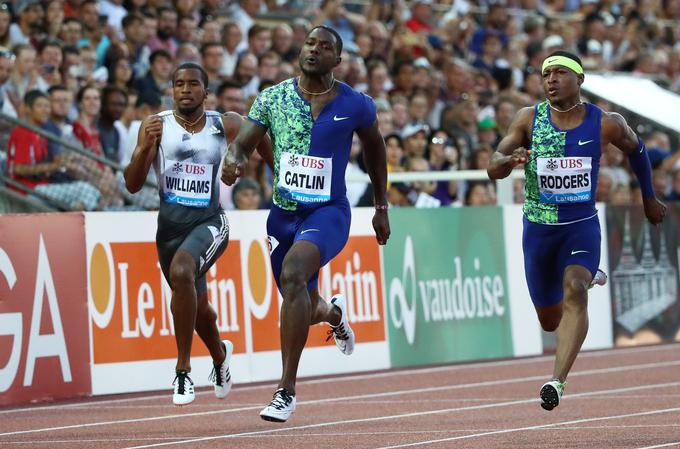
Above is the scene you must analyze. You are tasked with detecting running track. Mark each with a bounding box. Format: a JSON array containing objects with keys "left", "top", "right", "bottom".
[{"left": 2, "top": 343, "right": 680, "bottom": 449}]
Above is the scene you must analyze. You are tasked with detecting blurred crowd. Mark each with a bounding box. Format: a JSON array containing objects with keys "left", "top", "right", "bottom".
[{"left": 0, "top": 0, "right": 679, "bottom": 211}]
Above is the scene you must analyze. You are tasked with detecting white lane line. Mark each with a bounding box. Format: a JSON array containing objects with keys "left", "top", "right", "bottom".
[
  {"left": 375, "top": 407, "right": 680, "bottom": 449},
  {"left": 636, "top": 443, "right": 680, "bottom": 449},
  {"left": 2, "top": 359, "right": 680, "bottom": 438},
  {"left": 116, "top": 383, "right": 680, "bottom": 449},
  {"left": 2, "top": 343, "right": 677, "bottom": 415}
]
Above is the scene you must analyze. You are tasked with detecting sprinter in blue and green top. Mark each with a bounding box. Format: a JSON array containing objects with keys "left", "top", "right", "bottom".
[
  {"left": 222, "top": 26, "right": 390, "bottom": 423},
  {"left": 488, "top": 51, "right": 666, "bottom": 411}
]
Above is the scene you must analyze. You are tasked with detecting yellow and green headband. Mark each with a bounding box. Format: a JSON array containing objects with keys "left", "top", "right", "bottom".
[{"left": 541, "top": 55, "right": 584, "bottom": 75}]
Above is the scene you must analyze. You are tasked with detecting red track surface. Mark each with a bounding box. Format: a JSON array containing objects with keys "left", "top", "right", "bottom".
[{"left": 2, "top": 343, "right": 680, "bottom": 449}]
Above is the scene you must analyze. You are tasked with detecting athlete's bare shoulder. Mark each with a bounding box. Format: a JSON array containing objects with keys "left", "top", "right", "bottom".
[
  {"left": 221, "top": 111, "right": 245, "bottom": 140},
  {"left": 601, "top": 111, "right": 628, "bottom": 141}
]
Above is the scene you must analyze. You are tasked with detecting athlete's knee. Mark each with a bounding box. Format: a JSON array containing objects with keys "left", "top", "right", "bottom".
[
  {"left": 169, "top": 261, "right": 196, "bottom": 288},
  {"left": 279, "top": 265, "right": 308, "bottom": 298},
  {"left": 565, "top": 277, "right": 589, "bottom": 302}
]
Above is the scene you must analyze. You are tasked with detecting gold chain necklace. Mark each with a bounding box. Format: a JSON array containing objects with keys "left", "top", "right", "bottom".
[
  {"left": 173, "top": 111, "right": 205, "bottom": 134},
  {"left": 297, "top": 76, "right": 335, "bottom": 95},
  {"left": 548, "top": 101, "right": 582, "bottom": 113}
]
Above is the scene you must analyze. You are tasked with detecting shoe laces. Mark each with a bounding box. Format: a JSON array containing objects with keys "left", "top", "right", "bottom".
[
  {"left": 209, "top": 362, "right": 231, "bottom": 387},
  {"left": 269, "top": 388, "right": 293, "bottom": 410},
  {"left": 173, "top": 371, "right": 193, "bottom": 395},
  {"left": 326, "top": 322, "right": 349, "bottom": 342}
]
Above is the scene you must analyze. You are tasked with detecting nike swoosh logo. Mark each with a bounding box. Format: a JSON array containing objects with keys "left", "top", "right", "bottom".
[
  {"left": 333, "top": 115, "right": 350, "bottom": 121},
  {"left": 300, "top": 228, "right": 320, "bottom": 235},
  {"left": 571, "top": 250, "right": 589, "bottom": 255},
  {"left": 578, "top": 139, "right": 594, "bottom": 146}
]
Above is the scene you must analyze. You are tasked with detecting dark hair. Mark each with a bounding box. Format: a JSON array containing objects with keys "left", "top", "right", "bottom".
[
  {"left": 24, "top": 89, "right": 47, "bottom": 107},
  {"left": 47, "top": 84, "right": 69, "bottom": 95},
  {"left": 307, "top": 25, "right": 343, "bottom": 56},
  {"left": 546, "top": 50, "right": 583, "bottom": 67},
  {"left": 172, "top": 62, "right": 209, "bottom": 88},
  {"left": 216, "top": 79, "right": 243, "bottom": 96},
  {"left": 149, "top": 48, "right": 172, "bottom": 65},
  {"left": 101, "top": 84, "right": 128, "bottom": 103},
  {"left": 200, "top": 41, "right": 222, "bottom": 56},
  {"left": 76, "top": 84, "right": 99, "bottom": 104},
  {"left": 121, "top": 12, "right": 144, "bottom": 29}
]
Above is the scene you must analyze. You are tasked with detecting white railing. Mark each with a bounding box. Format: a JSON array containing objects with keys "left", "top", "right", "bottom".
[{"left": 345, "top": 169, "right": 525, "bottom": 205}]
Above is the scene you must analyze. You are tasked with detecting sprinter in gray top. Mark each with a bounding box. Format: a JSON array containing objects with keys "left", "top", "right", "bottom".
[{"left": 124, "top": 62, "right": 272, "bottom": 406}]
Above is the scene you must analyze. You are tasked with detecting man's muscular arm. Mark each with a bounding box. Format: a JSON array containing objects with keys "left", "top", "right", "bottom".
[{"left": 487, "top": 107, "right": 534, "bottom": 180}]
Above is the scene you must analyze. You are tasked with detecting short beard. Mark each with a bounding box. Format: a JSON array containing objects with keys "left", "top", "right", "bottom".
[{"left": 177, "top": 103, "right": 201, "bottom": 117}]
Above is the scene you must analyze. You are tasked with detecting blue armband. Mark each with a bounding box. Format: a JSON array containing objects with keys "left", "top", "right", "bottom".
[{"left": 627, "top": 136, "right": 655, "bottom": 199}]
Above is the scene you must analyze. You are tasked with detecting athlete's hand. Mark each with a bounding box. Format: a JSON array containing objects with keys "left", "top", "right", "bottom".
[
  {"left": 372, "top": 209, "right": 390, "bottom": 246},
  {"left": 141, "top": 116, "right": 163, "bottom": 152},
  {"left": 643, "top": 196, "right": 667, "bottom": 225},
  {"left": 221, "top": 149, "right": 248, "bottom": 185},
  {"left": 507, "top": 147, "right": 530, "bottom": 168}
]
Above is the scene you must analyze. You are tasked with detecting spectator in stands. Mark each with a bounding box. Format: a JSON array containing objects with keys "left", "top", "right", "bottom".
[
  {"left": 385, "top": 133, "right": 404, "bottom": 174},
  {"left": 9, "top": 0, "right": 43, "bottom": 47},
  {"left": 216, "top": 80, "right": 246, "bottom": 116},
  {"left": 232, "top": 177, "right": 263, "bottom": 210},
  {"left": 60, "top": 17, "right": 82, "bottom": 49},
  {"left": 465, "top": 181, "right": 493, "bottom": 206},
  {"left": 389, "top": 60, "right": 415, "bottom": 99},
  {"left": 405, "top": 156, "right": 440, "bottom": 208},
  {"left": 6, "top": 89, "right": 100, "bottom": 210},
  {"left": 121, "top": 12, "right": 151, "bottom": 77},
  {"left": 200, "top": 42, "right": 225, "bottom": 93},
  {"left": 401, "top": 122, "right": 429, "bottom": 159},
  {"left": 233, "top": 52, "right": 259, "bottom": 99},
  {"left": 106, "top": 56, "right": 134, "bottom": 91},
  {"left": 271, "top": 23, "right": 296, "bottom": 63},
  {"left": 43, "top": 85, "right": 76, "bottom": 158},
  {"left": 219, "top": 21, "right": 242, "bottom": 78},
  {"left": 313, "top": 0, "right": 365, "bottom": 50},
  {"left": 200, "top": 17, "right": 222, "bottom": 45},
  {"left": 231, "top": 0, "right": 261, "bottom": 49},
  {"left": 246, "top": 24, "right": 271, "bottom": 57},
  {"left": 79, "top": 0, "right": 110, "bottom": 66},
  {"left": 135, "top": 49, "right": 173, "bottom": 103},
  {"left": 44, "top": 0, "right": 65, "bottom": 40},
  {"left": 176, "top": 14, "right": 198, "bottom": 46},
  {"left": 37, "top": 39, "right": 63, "bottom": 87},
  {"left": 5, "top": 44, "right": 49, "bottom": 115},
  {"left": 0, "top": 49, "right": 17, "bottom": 119},
  {"left": 666, "top": 169, "right": 680, "bottom": 201},
  {"left": 148, "top": 6, "right": 178, "bottom": 57},
  {"left": 0, "top": 4, "right": 10, "bottom": 49},
  {"left": 175, "top": 43, "right": 200, "bottom": 65},
  {"left": 98, "top": 85, "right": 128, "bottom": 164},
  {"left": 258, "top": 51, "right": 281, "bottom": 85},
  {"left": 72, "top": 84, "right": 124, "bottom": 208}
]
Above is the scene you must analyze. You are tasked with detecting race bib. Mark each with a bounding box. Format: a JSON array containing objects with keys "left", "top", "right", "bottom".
[
  {"left": 537, "top": 157, "right": 592, "bottom": 203},
  {"left": 278, "top": 152, "right": 332, "bottom": 203},
  {"left": 162, "top": 159, "right": 212, "bottom": 208}
]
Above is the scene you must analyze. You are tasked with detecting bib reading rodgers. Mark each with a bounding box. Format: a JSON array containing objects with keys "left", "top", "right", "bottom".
[
  {"left": 537, "top": 156, "right": 592, "bottom": 203},
  {"left": 162, "top": 159, "right": 212, "bottom": 207},
  {"left": 278, "top": 152, "right": 332, "bottom": 203}
]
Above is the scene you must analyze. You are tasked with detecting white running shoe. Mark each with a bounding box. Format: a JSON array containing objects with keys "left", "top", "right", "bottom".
[
  {"left": 540, "top": 379, "right": 566, "bottom": 411},
  {"left": 327, "top": 295, "right": 355, "bottom": 355},
  {"left": 172, "top": 370, "right": 195, "bottom": 406},
  {"left": 589, "top": 269, "right": 608, "bottom": 289},
  {"left": 210, "top": 340, "right": 233, "bottom": 399},
  {"left": 260, "top": 388, "right": 296, "bottom": 422}
]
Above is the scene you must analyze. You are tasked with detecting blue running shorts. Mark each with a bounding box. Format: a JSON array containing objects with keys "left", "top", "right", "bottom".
[
  {"left": 522, "top": 214, "right": 601, "bottom": 308},
  {"left": 267, "top": 198, "right": 351, "bottom": 291}
]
